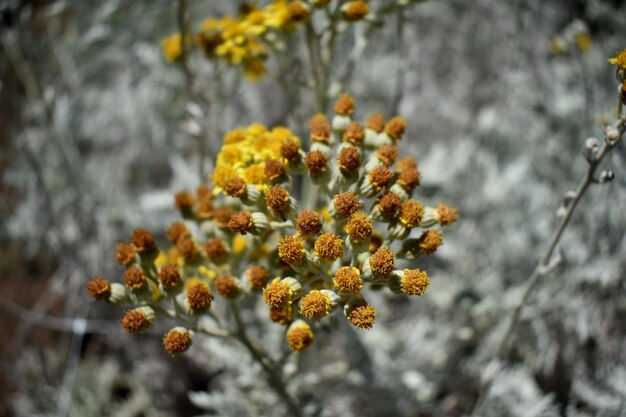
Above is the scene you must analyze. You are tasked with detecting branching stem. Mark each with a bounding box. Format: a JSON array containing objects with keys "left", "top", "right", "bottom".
[
  {"left": 495, "top": 116, "right": 626, "bottom": 358},
  {"left": 229, "top": 302, "right": 302, "bottom": 417}
]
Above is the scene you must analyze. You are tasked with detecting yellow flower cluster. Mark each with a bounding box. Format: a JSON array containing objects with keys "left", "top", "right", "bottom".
[
  {"left": 87, "top": 92, "right": 461, "bottom": 356},
  {"left": 162, "top": 1, "right": 311, "bottom": 80},
  {"left": 212, "top": 123, "right": 301, "bottom": 193}
]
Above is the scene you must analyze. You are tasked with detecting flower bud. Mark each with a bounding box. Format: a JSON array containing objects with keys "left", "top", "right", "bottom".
[
  {"left": 215, "top": 275, "right": 241, "bottom": 299},
  {"left": 330, "top": 192, "right": 361, "bottom": 218},
  {"left": 163, "top": 327, "right": 193, "bottom": 355},
  {"left": 263, "top": 277, "right": 302, "bottom": 308},
  {"left": 115, "top": 243, "right": 136, "bottom": 266},
  {"left": 362, "top": 247, "right": 395, "bottom": 280},
  {"left": 341, "top": 1, "right": 369, "bottom": 22},
  {"left": 124, "top": 266, "right": 147, "bottom": 292},
  {"left": 185, "top": 278, "right": 213, "bottom": 314},
  {"left": 86, "top": 278, "right": 111, "bottom": 301},
  {"left": 390, "top": 269, "right": 430, "bottom": 296},
  {"left": 299, "top": 289, "right": 339, "bottom": 320},
  {"left": 582, "top": 137, "right": 600, "bottom": 162},
  {"left": 246, "top": 265, "right": 270, "bottom": 290},
  {"left": 360, "top": 167, "right": 394, "bottom": 197},
  {"left": 313, "top": 232, "right": 344, "bottom": 262},
  {"left": 120, "top": 306, "right": 155, "bottom": 333},
  {"left": 296, "top": 209, "right": 323, "bottom": 237},
  {"left": 286, "top": 320, "right": 314, "bottom": 352},
  {"left": 364, "top": 112, "right": 386, "bottom": 147},
  {"left": 158, "top": 264, "right": 183, "bottom": 292},
  {"left": 344, "top": 299, "right": 376, "bottom": 330},
  {"left": 333, "top": 267, "right": 363, "bottom": 294}
]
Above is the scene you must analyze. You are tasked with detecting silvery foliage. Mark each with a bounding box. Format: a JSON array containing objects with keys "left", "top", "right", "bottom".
[{"left": 3, "top": 0, "right": 626, "bottom": 416}]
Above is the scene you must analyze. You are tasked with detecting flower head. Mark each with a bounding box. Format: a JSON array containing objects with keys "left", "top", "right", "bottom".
[
  {"left": 343, "top": 122, "right": 365, "bottom": 145},
  {"left": 399, "top": 199, "right": 425, "bottom": 228},
  {"left": 263, "top": 277, "right": 293, "bottom": 308},
  {"left": 163, "top": 327, "right": 193, "bottom": 355},
  {"left": 131, "top": 228, "right": 156, "bottom": 253},
  {"left": 377, "top": 192, "right": 403, "bottom": 218},
  {"left": 204, "top": 238, "right": 228, "bottom": 263},
  {"left": 299, "top": 290, "right": 333, "bottom": 320},
  {"left": 229, "top": 211, "right": 254, "bottom": 234},
  {"left": 305, "top": 151, "right": 328, "bottom": 174},
  {"left": 86, "top": 278, "right": 111, "bottom": 301},
  {"left": 333, "top": 267, "right": 362, "bottom": 294},
  {"left": 334, "top": 93, "right": 356, "bottom": 116},
  {"left": 296, "top": 209, "right": 322, "bottom": 236},
  {"left": 608, "top": 48, "right": 626, "bottom": 70},
  {"left": 365, "top": 112, "right": 386, "bottom": 133},
  {"left": 167, "top": 222, "right": 189, "bottom": 243},
  {"left": 266, "top": 185, "right": 291, "bottom": 213},
  {"left": 337, "top": 146, "right": 361, "bottom": 172},
  {"left": 286, "top": 320, "right": 314, "bottom": 351},
  {"left": 436, "top": 204, "right": 459, "bottom": 226},
  {"left": 332, "top": 192, "right": 361, "bottom": 217},
  {"left": 342, "top": 1, "right": 369, "bottom": 22},
  {"left": 314, "top": 233, "right": 344, "bottom": 261},
  {"left": 369, "top": 247, "right": 395, "bottom": 276},
  {"left": 278, "top": 235, "right": 306, "bottom": 265},
  {"left": 185, "top": 279, "right": 213, "bottom": 313},
  {"left": 418, "top": 230, "right": 443, "bottom": 255},
  {"left": 158, "top": 264, "right": 182, "bottom": 290},
  {"left": 385, "top": 117, "right": 406, "bottom": 141},
  {"left": 398, "top": 269, "right": 430, "bottom": 296},
  {"left": 215, "top": 275, "right": 240, "bottom": 299},
  {"left": 121, "top": 307, "right": 155, "bottom": 333},
  {"left": 115, "top": 243, "right": 136, "bottom": 265},
  {"left": 124, "top": 266, "right": 146, "bottom": 291},
  {"left": 246, "top": 265, "right": 270, "bottom": 290},
  {"left": 345, "top": 212, "right": 373, "bottom": 243},
  {"left": 345, "top": 300, "right": 376, "bottom": 330},
  {"left": 161, "top": 33, "right": 184, "bottom": 62},
  {"left": 368, "top": 166, "right": 394, "bottom": 191}
]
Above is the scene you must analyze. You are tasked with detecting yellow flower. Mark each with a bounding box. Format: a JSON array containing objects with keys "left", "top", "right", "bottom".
[
  {"left": 265, "top": 0, "right": 290, "bottom": 28},
  {"left": 220, "top": 16, "right": 246, "bottom": 42},
  {"left": 248, "top": 123, "right": 268, "bottom": 137},
  {"left": 242, "top": 10, "right": 269, "bottom": 36},
  {"left": 200, "top": 17, "right": 223, "bottom": 32},
  {"left": 217, "top": 144, "right": 248, "bottom": 167},
  {"left": 242, "top": 162, "right": 266, "bottom": 185},
  {"left": 198, "top": 266, "right": 216, "bottom": 280},
  {"left": 608, "top": 48, "right": 626, "bottom": 70},
  {"left": 223, "top": 129, "right": 247, "bottom": 144},
  {"left": 232, "top": 235, "right": 247, "bottom": 254},
  {"left": 161, "top": 33, "right": 184, "bottom": 62},
  {"left": 212, "top": 165, "right": 238, "bottom": 192}
]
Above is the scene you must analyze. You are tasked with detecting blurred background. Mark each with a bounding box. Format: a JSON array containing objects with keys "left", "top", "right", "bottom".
[{"left": 1, "top": 0, "right": 626, "bottom": 416}]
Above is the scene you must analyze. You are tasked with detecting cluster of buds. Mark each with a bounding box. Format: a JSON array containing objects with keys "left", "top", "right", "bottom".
[
  {"left": 161, "top": 0, "right": 371, "bottom": 79},
  {"left": 87, "top": 92, "right": 458, "bottom": 355}
]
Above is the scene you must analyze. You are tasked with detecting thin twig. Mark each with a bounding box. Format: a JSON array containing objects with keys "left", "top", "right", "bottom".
[
  {"left": 176, "top": 0, "right": 207, "bottom": 179},
  {"left": 0, "top": 295, "right": 119, "bottom": 334},
  {"left": 229, "top": 302, "right": 303, "bottom": 417},
  {"left": 495, "top": 116, "right": 626, "bottom": 358}
]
